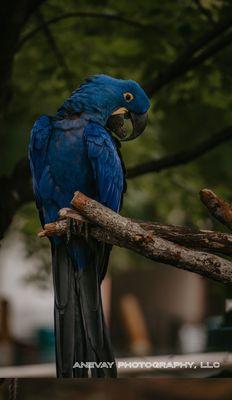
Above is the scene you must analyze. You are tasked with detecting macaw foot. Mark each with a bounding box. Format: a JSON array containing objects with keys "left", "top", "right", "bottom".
[
  {"left": 66, "top": 217, "right": 90, "bottom": 243},
  {"left": 66, "top": 217, "right": 75, "bottom": 243}
]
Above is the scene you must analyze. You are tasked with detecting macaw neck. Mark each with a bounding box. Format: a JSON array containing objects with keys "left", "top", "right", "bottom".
[
  {"left": 54, "top": 110, "right": 108, "bottom": 129},
  {"left": 57, "top": 91, "right": 114, "bottom": 127}
]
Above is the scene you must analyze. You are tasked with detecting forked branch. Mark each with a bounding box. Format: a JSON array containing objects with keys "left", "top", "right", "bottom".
[{"left": 39, "top": 190, "right": 232, "bottom": 284}]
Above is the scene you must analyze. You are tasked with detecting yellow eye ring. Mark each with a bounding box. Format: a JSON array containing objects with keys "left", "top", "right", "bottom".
[{"left": 123, "top": 92, "right": 134, "bottom": 102}]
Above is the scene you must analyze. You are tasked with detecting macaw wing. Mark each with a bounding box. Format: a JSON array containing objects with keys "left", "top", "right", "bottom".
[
  {"left": 84, "top": 122, "right": 124, "bottom": 212},
  {"left": 28, "top": 115, "right": 53, "bottom": 224}
]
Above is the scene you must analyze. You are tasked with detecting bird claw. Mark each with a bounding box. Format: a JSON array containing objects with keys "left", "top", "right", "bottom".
[
  {"left": 83, "top": 221, "right": 90, "bottom": 242},
  {"left": 66, "top": 217, "right": 72, "bottom": 243},
  {"left": 66, "top": 217, "right": 89, "bottom": 243}
]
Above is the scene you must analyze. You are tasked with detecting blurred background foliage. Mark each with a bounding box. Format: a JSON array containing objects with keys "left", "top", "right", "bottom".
[{"left": 1, "top": 0, "right": 232, "bottom": 282}]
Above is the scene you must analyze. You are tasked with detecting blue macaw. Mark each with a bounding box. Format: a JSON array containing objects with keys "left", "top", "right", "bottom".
[{"left": 29, "top": 75, "right": 150, "bottom": 378}]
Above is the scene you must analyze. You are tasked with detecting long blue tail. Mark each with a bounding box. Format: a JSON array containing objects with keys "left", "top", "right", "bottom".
[{"left": 52, "top": 239, "right": 117, "bottom": 378}]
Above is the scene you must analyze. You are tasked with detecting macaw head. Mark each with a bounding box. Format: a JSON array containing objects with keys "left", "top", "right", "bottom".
[{"left": 58, "top": 74, "right": 150, "bottom": 141}]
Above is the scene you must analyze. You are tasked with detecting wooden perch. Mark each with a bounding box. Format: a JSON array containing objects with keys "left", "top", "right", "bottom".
[
  {"left": 39, "top": 191, "right": 232, "bottom": 284},
  {"left": 139, "top": 222, "right": 232, "bottom": 256},
  {"left": 200, "top": 188, "right": 232, "bottom": 231},
  {"left": 40, "top": 212, "right": 232, "bottom": 257}
]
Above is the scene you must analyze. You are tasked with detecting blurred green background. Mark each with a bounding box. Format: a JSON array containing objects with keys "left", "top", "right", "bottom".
[{"left": 1, "top": 0, "right": 231, "bottom": 275}]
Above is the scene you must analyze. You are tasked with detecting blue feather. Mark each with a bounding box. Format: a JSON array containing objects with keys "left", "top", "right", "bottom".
[{"left": 84, "top": 122, "right": 124, "bottom": 212}]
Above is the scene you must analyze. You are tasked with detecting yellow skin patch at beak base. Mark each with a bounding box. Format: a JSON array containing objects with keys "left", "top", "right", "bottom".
[{"left": 111, "top": 107, "right": 128, "bottom": 115}]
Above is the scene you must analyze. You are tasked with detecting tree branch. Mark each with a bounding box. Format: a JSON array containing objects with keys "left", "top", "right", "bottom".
[
  {"left": 127, "top": 125, "right": 232, "bottom": 178},
  {"left": 17, "top": 12, "right": 154, "bottom": 51},
  {"left": 183, "top": 31, "right": 232, "bottom": 74},
  {"left": 200, "top": 189, "right": 232, "bottom": 231},
  {"left": 145, "top": 15, "right": 232, "bottom": 95},
  {"left": 18, "top": 11, "right": 232, "bottom": 95},
  {"left": 39, "top": 191, "right": 232, "bottom": 284},
  {"left": 35, "top": 9, "right": 73, "bottom": 91},
  {"left": 139, "top": 221, "right": 232, "bottom": 257},
  {"left": 40, "top": 210, "right": 232, "bottom": 257}
]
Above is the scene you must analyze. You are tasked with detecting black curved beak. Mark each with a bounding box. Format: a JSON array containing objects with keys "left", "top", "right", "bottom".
[
  {"left": 121, "top": 111, "right": 148, "bottom": 141},
  {"left": 106, "top": 111, "right": 148, "bottom": 141}
]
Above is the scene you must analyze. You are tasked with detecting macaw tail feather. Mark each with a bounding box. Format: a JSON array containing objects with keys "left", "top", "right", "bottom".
[{"left": 51, "top": 241, "right": 117, "bottom": 378}]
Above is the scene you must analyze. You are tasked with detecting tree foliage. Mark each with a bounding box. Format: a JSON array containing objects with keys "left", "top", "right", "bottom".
[{"left": 0, "top": 0, "right": 232, "bottom": 273}]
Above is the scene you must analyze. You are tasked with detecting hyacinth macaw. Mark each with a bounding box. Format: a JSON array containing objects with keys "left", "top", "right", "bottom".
[{"left": 29, "top": 75, "right": 150, "bottom": 378}]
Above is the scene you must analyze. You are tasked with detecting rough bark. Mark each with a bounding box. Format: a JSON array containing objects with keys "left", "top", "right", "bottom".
[
  {"left": 200, "top": 189, "right": 232, "bottom": 231},
  {"left": 40, "top": 210, "right": 232, "bottom": 257},
  {"left": 39, "top": 192, "right": 232, "bottom": 284},
  {"left": 139, "top": 221, "right": 232, "bottom": 256},
  {"left": 71, "top": 192, "right": 232, "bottom": 284}
]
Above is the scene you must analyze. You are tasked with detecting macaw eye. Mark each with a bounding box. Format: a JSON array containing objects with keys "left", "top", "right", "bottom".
[{"left": 123, "top": 92, "right": 134, "bottom": 102}]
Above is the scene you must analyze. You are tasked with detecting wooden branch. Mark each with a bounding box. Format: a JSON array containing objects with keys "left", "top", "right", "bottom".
[
  {"left": 200, "top": 189, "right": 232, "bottom": 231},
  {"left": 39, "top": 192, "right": 232, "bottom": 284},
  {"left": 184, "top": 31, "right": 232, "bottom": 74},
  {"left": 127, "top": 126, "right": 232, "bottom": 178},
  {"left": 17, "top": 12, "right": 154, "bottom": 51},
  {"left": 17, "top": 10, "right": 231, "bottom": 97},
  {"left": 71, "top": 192, "right": 232, "bottom": 283},
  {"left": 145, "top": 15, "right": 232, "bottom": 95},
  {"left": 35, "top": 10, "right": 73, "bottom": 92},
  {"left": 39, "top": 211, "right": 232, "bottom": 257},
  {"left": 38, "top": 219, "right": 68, "bottom": 237},
  {"left": 139, "top": 221, "right": 232, "bottom": 256}
]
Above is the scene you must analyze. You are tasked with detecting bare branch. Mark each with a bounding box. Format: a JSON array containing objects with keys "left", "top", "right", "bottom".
[
  {"left": 71, "top": 191, "right": 232, "bottom": 284},
  {"left": 40, "top": 211, "right": 232, "bottom": 257},
  {"left": 127, "top": 126, "right": 232, "bottom": 178},
  {"left": 39, "top": 191, "right": 232, "bottom": 284},
  {"left": 18, "top": 11, "right": 232, "bottom": 96},
  {"left": 145, "top": 16, "right": 232, "bottom": 95},
  {"left": 35, "top": 9, "right": 73, "bottom": 91},
  {"left": 200, "top": 189, "right": 232, "bottom": 231},
  {"left": 17, "top": 12, "right": 154, "bottom": 51},
  {"left": 139, "top": 221, "right": 232, "bottom": 256},
  {"left": 183, "top": 31, "right": 232, "bottom": 74},
  {"left": 38, "top": 220, "right": 66, "bottom": 237}
]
